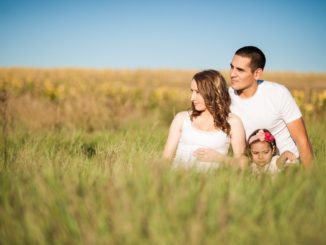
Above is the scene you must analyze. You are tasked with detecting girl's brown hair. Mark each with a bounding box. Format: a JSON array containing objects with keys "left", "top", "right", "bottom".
[{"left": 247, "top": 128, "right": 277, "bottom": 157}]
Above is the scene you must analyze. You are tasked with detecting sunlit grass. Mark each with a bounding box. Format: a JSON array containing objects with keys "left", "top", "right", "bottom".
[
  {"left": 0, "top": 68, "right": 326, "bottom": 244},
  {"left": 0, "top": 124, "right": 325, "bottom": 244}
]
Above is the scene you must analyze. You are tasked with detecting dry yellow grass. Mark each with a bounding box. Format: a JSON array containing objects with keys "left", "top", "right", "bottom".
[{"left": 1, "top": 68, "right": 325, "bottom": 131}]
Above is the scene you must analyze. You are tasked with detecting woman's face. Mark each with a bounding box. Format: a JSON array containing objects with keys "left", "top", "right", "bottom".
[
  {"left": 190, "top": 79, "right": 206, "bottom": 111},
  {"left": 250, "top": 141, "right": 274, "bottom": 167}
]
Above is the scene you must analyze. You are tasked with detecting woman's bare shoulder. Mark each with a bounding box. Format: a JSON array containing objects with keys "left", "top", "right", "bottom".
[
  {"left": 169, "top": 111, "right": 190, "bottom": 129},
  {"left": 228, "top": 113, "right": 242, "bottom": 124},
  {"left": 174, "top": 111, "right": 190, "bottom": 120}
]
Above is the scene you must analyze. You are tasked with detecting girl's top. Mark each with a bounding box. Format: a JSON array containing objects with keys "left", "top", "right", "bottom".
[
  {"left": 173, "top": 113, "right": 230, "bottom": 171},
  {"left": 250, "top": 155, "right": 281, "bottom": 175}
]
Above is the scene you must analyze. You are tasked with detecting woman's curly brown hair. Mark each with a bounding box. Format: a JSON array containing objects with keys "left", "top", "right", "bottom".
[{"left": 191, "top": 70, "right": 231, "bottom": 135}]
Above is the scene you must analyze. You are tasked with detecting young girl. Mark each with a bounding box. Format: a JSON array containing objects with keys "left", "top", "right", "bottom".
[
  {"left": 162, "top": 70, "right": 246, "bottom": 171},
  {"left": 248, "top": 129, "right": 296, "bottom": 174}
]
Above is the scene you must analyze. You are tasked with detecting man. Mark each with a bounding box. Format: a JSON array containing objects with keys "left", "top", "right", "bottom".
[{"left": 228, "top": 46, "right": 313, "bottom": 168}]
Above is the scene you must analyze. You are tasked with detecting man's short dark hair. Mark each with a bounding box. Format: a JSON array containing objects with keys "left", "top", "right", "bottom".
[{"left": 235, "top": 46, "right": 266, "bottom": 71}]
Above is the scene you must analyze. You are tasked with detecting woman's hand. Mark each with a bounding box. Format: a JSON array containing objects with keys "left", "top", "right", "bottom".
[{"left": 193, "top": 148, "right": 223, "bottom": 162}]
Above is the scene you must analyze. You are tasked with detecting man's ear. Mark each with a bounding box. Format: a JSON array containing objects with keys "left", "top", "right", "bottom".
[{"left": 254, "top": 68, "right": 263, "bottom": 80}]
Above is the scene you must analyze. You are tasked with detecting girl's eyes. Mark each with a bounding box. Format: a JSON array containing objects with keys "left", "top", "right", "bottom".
[{"left": 252, "top": 151, "right": 270, "bottom": 155}]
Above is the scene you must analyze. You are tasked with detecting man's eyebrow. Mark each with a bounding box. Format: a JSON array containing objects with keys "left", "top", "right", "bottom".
[{"left": 230, "top": 63, "right": 245, "bottom": 72}]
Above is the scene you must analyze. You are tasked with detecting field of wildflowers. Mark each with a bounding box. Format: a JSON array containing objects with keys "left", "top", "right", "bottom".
[{"left": 1, "top": 68, "right": 325, "bottom": 131}]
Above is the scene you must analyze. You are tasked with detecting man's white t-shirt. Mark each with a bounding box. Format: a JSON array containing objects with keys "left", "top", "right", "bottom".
[{"left": 229, "top": 81, "right": 302, "bottom": 157}]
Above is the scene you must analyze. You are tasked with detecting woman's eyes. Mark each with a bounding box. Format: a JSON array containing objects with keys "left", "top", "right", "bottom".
[{"left": 190, "top": 90, "right": 200, "bottom": 94}]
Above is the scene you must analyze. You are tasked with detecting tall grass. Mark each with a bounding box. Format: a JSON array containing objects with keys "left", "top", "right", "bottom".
[
  {"left": 0, "top": 68, "right": 326, "bottom": 244},
  {"left": 0, "top": 123, "right": 325, "bottom": 244}
]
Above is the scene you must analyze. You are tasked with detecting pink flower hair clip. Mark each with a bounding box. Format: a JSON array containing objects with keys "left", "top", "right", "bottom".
[{"left": 248, "top": 129, "right": 275, "bottom": 145}]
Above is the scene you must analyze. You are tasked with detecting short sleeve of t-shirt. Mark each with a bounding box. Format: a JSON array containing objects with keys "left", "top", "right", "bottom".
[{"left": 276, "top": 85, "right": 302, "bottom": 123}]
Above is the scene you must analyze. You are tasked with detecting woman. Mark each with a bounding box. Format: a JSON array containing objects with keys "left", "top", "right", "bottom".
[{"left": 162, "top": 69, "right": 246, "bottom": 171}]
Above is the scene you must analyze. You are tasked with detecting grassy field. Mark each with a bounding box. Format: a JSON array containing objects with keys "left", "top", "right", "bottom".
[{"left": 0, "top": 68, "right": 326, "bottom": 244}]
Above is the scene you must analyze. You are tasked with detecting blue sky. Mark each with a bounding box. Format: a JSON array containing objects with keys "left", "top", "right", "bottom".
[{"left": 1, "top": 0, "right": 326, "bottom": 72}]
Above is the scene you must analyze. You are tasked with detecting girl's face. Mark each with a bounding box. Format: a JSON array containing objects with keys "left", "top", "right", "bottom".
[
  {"left": 250, "top": 141, "right": 274, "bottom": 167},
  {"left": 190, "top": 80, "right": 206, "bottom": 111}
]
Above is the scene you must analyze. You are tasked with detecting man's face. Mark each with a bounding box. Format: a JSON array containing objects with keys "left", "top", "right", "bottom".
[{"left": 229, "top": 55, "right": 258, "bottom": 92}]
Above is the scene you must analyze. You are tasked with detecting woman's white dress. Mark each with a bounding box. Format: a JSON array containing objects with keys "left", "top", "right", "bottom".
[{"left": 173, "top": 114, "right": 230, "bottom": 171}]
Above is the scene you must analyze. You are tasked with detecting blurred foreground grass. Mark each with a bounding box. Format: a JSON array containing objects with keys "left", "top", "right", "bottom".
[
  {"left": 1, "top": 124, "right": 326, "bottom": 244},
  {"left": 0, "top": 68, "right": 326, "bottom": 244}
]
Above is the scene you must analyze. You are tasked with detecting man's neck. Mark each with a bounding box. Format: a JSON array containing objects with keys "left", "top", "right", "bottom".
[{"left": 237, "top": 80, "right": 259, "bottom": 99}]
